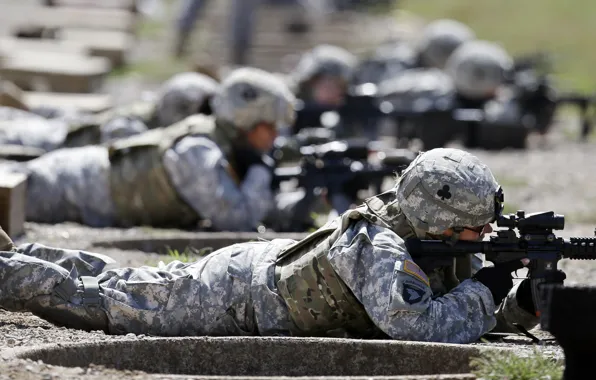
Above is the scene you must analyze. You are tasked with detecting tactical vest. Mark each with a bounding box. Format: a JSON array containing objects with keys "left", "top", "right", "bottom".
[
  {"left": 107, "top": 114, "right": 221, "bottom": 228},
  {"left": 274, "top": 190, "right": 412, "bottom": 338},
  {"left": 275, "top": 189, "right": 473, "bottom": 337}
]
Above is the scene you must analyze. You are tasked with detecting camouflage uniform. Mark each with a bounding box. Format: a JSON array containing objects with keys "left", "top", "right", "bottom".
[
  {"left": 66, "top": 72, "right": 220, "bottom": 148},
  {"left": 3, "top": 67, "right": 296, "bottom": 231},
  {"left": 0, "top": 73, "right": 218, "bottom": 155},
  {"left": 0, "top": 148, "right": 538, "bottom": 343}
]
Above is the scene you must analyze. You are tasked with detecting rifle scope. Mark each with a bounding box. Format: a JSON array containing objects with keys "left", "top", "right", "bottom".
[{"left": 496, "top": 210, "right": 564, "bottom": 231}]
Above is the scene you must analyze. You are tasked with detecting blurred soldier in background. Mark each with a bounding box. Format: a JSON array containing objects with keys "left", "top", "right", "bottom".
[
  {"left": 415, "top": 19, "right": 476, "bottom": 70},
  {"left": 291, "top": 44, "right": 357, "bottom": 108},
  {"left": 0, "top": 72, "right": 219, "bottom": 155},
  {"left": 2, "top": 67, "right": 297, "bottom": 232}
]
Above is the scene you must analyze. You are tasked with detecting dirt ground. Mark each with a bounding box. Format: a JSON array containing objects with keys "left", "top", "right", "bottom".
[{"left": 2, "top": 2, "right": 596, "bottom": 379}]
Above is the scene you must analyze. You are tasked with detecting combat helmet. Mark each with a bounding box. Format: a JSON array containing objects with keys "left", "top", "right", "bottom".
[
  {"left": 395, "top": 148, "right": 503, "bottom": 235},
  {"left": 155, "top": 72, "right": 219, "bottom": 127},
  {"left": 417, "top": 19, "right": 476, "bottom": 70},
  {"left": 291, "top": 44, "right": 358, "bottom": 92},
  {"left": 211, "top": 67, "right": 296, "bottom": 132},
  {"left": 445, "top": 40, "right": 513, "bottom": 100}
]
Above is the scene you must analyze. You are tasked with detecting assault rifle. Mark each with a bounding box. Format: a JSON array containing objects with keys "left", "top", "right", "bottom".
[
  {"left": 272, "top": 140, "right": 415, "bottom": 231},
  {"left": 404, "top": 210, "right": 596, "bottom": 318}
]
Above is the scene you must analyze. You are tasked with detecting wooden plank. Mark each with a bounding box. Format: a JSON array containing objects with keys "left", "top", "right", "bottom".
[
  {"left": 58, "top": 28, "right": 134, "bottom": 67},
  {"left": 0, "top": 172, "right": 27, "bottom": 238},
  {"left": 0, "top": 51, "right": 111, "bottom": 93},
  {"left": 0, "top": 37, "right": 90, "bottom": 57},
  {"left": 2, "top": 5, "right": 137, "bottom": 33},
  {"left": 23, "top": 91, "right": 113, "bottom": 113},
  {"left": 44, "top": 0, "right": 136, "bottom": 12}
]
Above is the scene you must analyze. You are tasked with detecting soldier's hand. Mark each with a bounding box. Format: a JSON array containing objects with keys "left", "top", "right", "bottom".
[
  {"left": 472, "top": 260, "right": 524, "bottom": 306},
  {"left": 516, "top": 270, "right": 567, "bottom": 315},
  {"left": 234, "top": 146, "right": 275, "bottom": 179}
]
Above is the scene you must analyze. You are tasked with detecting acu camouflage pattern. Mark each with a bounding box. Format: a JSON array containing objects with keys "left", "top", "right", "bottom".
[
  {"left": 275, "top": 211, "right": 388, "bottom": 338},
  {"left": 445, "top": 40, "right": 513, "bottom": 100},
  {"left": 108, "top": 114, "right": 218, "bottom": 228},
  {"left": 64, "top": 100, "right": 157, "bottom": 148},
  {"left": 0, "top": 206, "right": 538, "bottom": 342},
  {"left": 155, "top": 72, "right": 219, "bottom": 127},
  {"left": 211, "top": 67, "right": 296, "bottom": 132},
  {"left": 395, "top": 148, "right": 500, "bottom": 234}
]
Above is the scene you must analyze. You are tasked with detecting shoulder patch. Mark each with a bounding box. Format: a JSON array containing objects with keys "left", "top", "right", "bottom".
[
  {"left": 402, "top": 283, "right": 426, "bottom": 304},
  {"left": 403, "top": 259, "right": 430, "bottom": 287}
]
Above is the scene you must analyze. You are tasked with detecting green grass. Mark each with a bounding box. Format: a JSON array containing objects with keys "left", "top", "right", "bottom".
[
  {"left": 109, "top": 58, "right": 192, "bottom": 82},
  {"left": 470, "top": 349, "right": 563, "bottom": 380},
  {"left": 398, "top": 0, "right": 596, "bottom": 93}
]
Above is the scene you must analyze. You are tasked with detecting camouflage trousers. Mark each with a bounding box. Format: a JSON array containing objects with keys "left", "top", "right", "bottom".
[{"left": 0, "top": 240, "right": 295, "bottom": 336}]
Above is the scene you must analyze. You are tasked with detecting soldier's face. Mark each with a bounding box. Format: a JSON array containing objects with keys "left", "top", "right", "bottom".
[
  {"left": 247, "top": 122, "right": 278, "bottom": 152},
  {"left": 442, "top": 223, "right": 493, "bottom": 241},
  {"left": 310, "top": 77, "right": 346, "bottom": 106},
  {"left": 460, "top": 224, "right": 493, "bottom": 241}
]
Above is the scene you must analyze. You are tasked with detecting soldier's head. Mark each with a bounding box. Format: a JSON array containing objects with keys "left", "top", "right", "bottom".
[
  {"left": 156, "top": 72, "right": 219, "bottom": 127},
  {"left": 417, "top": 19, "right": 476, "bottom": 70},
  {"left": 211, "top": 67, "right": 296, "bottom": 153},
  {"left": 291, "top": 44, "right": 357, "bottom": 106},
  {"left": 445, "top": 40, "right": 513, "bottom": 100},
  {"left": 396, "top": 148, "right": 503, "bottom": 241},
  {"left": 352, "top": 41, "right": 418, "bottom": 86}
]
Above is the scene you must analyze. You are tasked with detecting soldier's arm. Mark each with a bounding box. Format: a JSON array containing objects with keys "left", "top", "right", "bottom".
[
  {"left": 328, "top": 220, "right": 497, "bottom": 344},
  {"left": 163, "top": 135, "right": 273, "bottom": 231},
  {"left": 492, "top": 282, "right": 539, "bottom": 333}
]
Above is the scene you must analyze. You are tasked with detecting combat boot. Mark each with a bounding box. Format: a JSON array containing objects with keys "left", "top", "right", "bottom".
[
  {"left": 174, "top": 30, "right": 191, "bottom": 58},
  {"left": 0, "top": 252, "right": 109, "bottom": 332}
]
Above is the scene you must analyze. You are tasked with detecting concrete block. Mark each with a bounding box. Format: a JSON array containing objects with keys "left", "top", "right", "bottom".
[
  {"left": 58, "top": 28, "right": 134, "bottom": 67},
  {"left": 0, "top": 80, "right": 28, "bottom": 111},
  {"left": 9, "top": 336, "right": 516, "bottom": 378},
  {"left": 23, "top": 91, "right": 113, "bottom": 113},
  {"left": 0, "top": 51, "right": 111, "bottom": 93},
  {"left": 0, "top": 172, "right": 27, "bottom": 238}
]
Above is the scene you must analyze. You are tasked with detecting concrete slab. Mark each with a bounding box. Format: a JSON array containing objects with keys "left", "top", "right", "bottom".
[
  {"left": 58, "top": 28, "right": 134, "bottom": 67},
  {"left": 23, "top": 91, "right": 113, "bottom": 113},
  {"left": 91, "top": 232, "right": 310, "bottom": 254},
  {"left": 0, "top": 172, "right": 27, "bottom": 237},
  {"left": 8, "top": 336, "right": 518, "bottom": 378},
  {"left": 0, "top": 51, "right": 111, "bottom": 93}
]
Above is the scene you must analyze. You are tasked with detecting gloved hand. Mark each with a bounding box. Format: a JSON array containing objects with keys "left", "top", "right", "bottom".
[
  {"left": 233, "top": 145, "right": 275, "bottom": 180},
  {"left": 516, "top": 270, "right": 567, "bottom": 315},
  {"left": 472, "top": 260, "right": 524, "bottom": 305}
]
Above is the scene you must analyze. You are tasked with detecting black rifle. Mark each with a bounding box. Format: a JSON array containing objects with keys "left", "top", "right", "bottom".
[
  {"left": 272, "top": 141, "right": 415, "bottom": 231},
  {"left": 510, "top": 51, "right": 596, "bottom": 140},
  {"left": 404, "top": 210, "right": 596, "bottom": 318}
]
